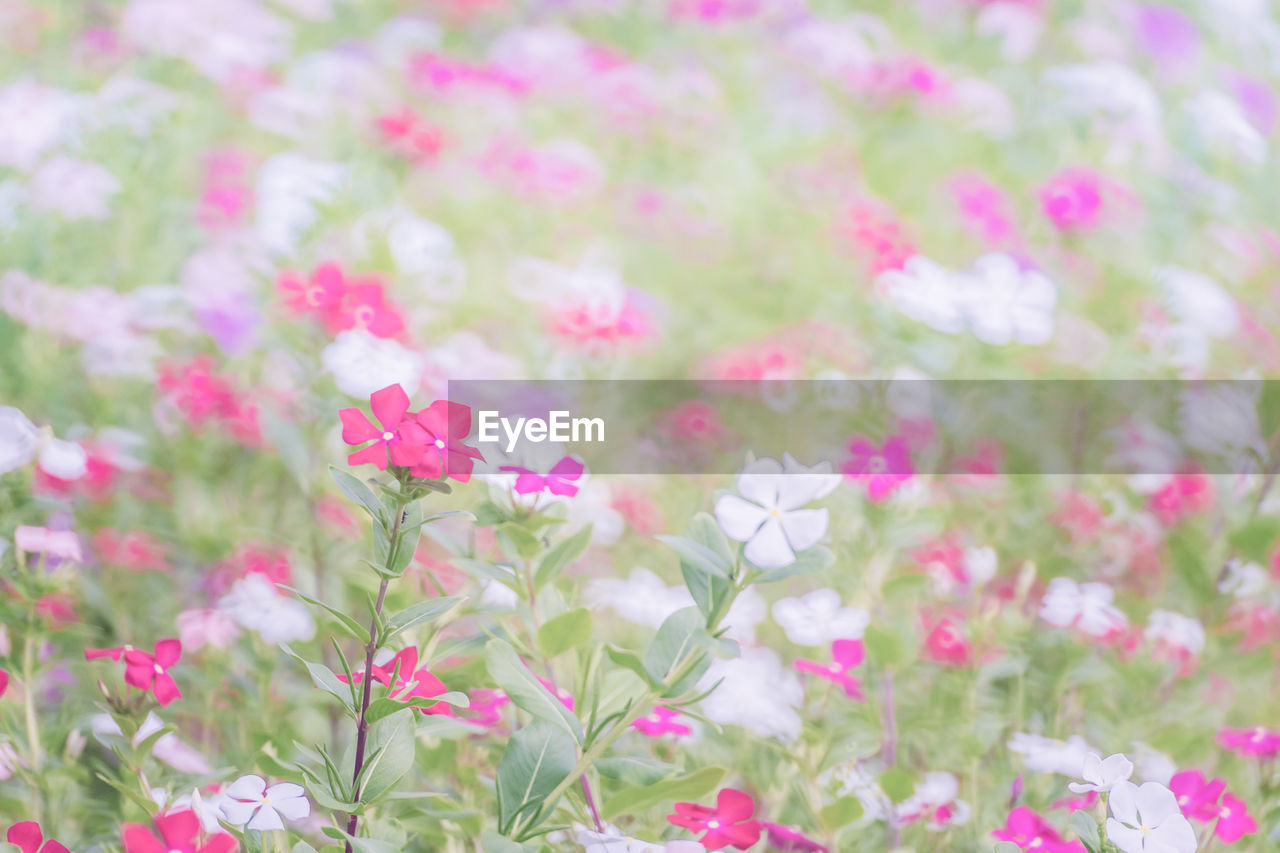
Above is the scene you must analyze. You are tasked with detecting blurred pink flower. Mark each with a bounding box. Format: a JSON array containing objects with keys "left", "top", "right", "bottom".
[
  {"left": 1217, "top": 726, "right": 1280, "bottom": 758},
  {"left": 842, "top": 435, "right": 913, "bottom": 502},
  {"left": 176, "top": 609, "right": 240, "bottom": 652},
  {"left": 501, "top": 455, "right": 585, "bottom": 497},
  {"left": 632, "top": 706, "right": 692, "bottom": 737},
  {"left": 1039, "top": 168, "right": 1103, "bottom": 232},
  {"left": 992, "top": 806, "right": 1083, "bottom": 852},
  {"left": 794, "top": 639, "right": 864, "bottom": 698},
  {"left": 14, "top": 526, "right": 82, "bottom": 562}
]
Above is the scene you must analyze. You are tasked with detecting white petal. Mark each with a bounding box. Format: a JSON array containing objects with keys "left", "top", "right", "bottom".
[
  {"left": 219, "top": 800, "right": 257, "bottom": 825},
  {"left": 264, "top": 782, "right": 305, "bottom": 800},
  {"left": 246, "top": 804, "right": 285, "bottom": 831},
  {"left": 1105, "top": 818, "right": 1145, "bottom": 853},
  {"left": 1149, "top": 814, "right": 1197, "bottom": 853},
  {"left": 271, "top": 793, "right": 311, "bottom": 821},
  {"left": 736, "top": 457, "right": 784, "bottom": 507},
  {"left": 224, "top": 774, "right": 267, "bottom": 800},
  {"left": 714, "top": 494, "right": 770, "bottom": 542},
  {"left": 744, "top": 517, "right": 795, "bottom": 570},
  {"left": 1107, "top": 780, "right": 1140, "bottom": 826},
  {"left": 1133, "top": 781, "right": 1180, "bottom": 825},
  {"left": 779, "top": 508, "right": 828, "bottom": 553}
]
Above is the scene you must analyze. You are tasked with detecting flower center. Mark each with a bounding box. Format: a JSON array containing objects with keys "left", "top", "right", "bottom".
[
  {"left": 153, "top": 663, "right": 164, "bottom": 674},
  {"left": 435, "top": 439, "right": 445, "bottom": 449},
  {"left": 1140, "top": 825, "right": 1151, "bottom": 836},
  {"left": 768, "top": 507, "right": 781, "bottom": 518},
  {"left": 382, "top": 431, "right": 394, "bottom": 441},
  {"left": 707, "top": 819, "right": 721, "bottom": 829}
]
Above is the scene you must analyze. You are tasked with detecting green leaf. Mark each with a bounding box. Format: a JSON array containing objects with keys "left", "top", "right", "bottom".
[
  {"left": 753, "top": 544, "right": 835, "bottom": 583},
  {"left": 485, "top": 640, "right": 584, "bottom": 743},
  {"left": 878, "top": 767, "right": 913, "bottom": 803},
  {"left": 384, "top": 596, "right": 463, "bottom": 642},
  {"left": 291, "top": 844, "right": 320, "bottom": 853},
  {"left": 281, "top": 586, "right": 368, "bottom": 640},
  {"left": 481, "top": 830, "right": 528, "bottom": 853},
  {"left": 358, "top": 709, "right": 416, "bottom": 804},
  {"left": 534, "top": 524, "right": 593, "bottom": 590},
  {"left": 537, "top": 608, "right": 592, "bottom": 658},
  {"left": 454, "top": 558, "right": 521, "bottom": 587},
  {"left": 1069, "top": 810, "right": 1102, "bottom": 853},
  {"left": 417, "top": 715, "right": 482, "bottom": 740},
  {"left": 600, "top": 766, "right": 726, "bottom": 821},
  {"left": 281, "top": 644, "right": 356, "bottom": 715},
  {"left": 644, "top": 607, "right": 713, "bottom": 694},
  {"left": 657, "top": 534, "right": 730, "bottom": 579},
  {"left": 322, "top": 828, "right": 400, "bottom": 853},
  {"left": 819, "top": 796, "right": 864, "bottom": 830},
  {"left": 595, "top": 756, "right": 679, "bottom": 786},
  {"left": 330, "top": 466, "right": 387, "bottom": 526},
  {"left": 497, "top": 523, "right": 543, "bottom": 561},
  {"left": 604, "top": 644, "right": 654, "bottom": 686},
  {"left": 674, "top": 514, "right": 735, "bottom": 623},
  {"left": 495, "top": 721, "right": 578, "bottom": 835},
  {"left": 863, "top": 624, "right": 907, "bottom": 668}
]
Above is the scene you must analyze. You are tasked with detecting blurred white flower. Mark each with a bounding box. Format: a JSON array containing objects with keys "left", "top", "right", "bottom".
[
  {"left": 1186, "top": 91, "right": 1267, "bottom": 165},
  {"left": 882, "top": 257, "right": 968, "bottom": 335},
  {"left": 91, "top": 75, "right": 179, "bottom": 135},
  {"left": 964, "top": 546, "right": 998, "bottom": 587},
  {"left": 122, "top": 0, "right": 292, "bottom": 86},
  {"left": 255, "top": 153, "right": 345, "bottom": 255},
  {"left": 322, "top": 329, "right": 423, "bottom": 399},
  {"left": 586, "top": 568, "right": 694, "bottom": 628},
  {"left": 38, "top": 437, "right": 87, "bottom": 480},
  {"left": 1069, "top": 752, "right": 1134, "bottom": 794},
  {"left": 27, "top": 156, "right": 120, "bottom": 220},
  {"left": 715, "top": 456, "right": 831, "bottom": 570},
  {"left": 0, "top": 406, "right": 39, "bottom": 473},
  {"left": 221, "top": 774, "right": 310, "bottom": 830},
  {"left": 1178, "top": 382, "right": 1262, "bottom": 463},
  {"left": 1129, "top": 742, "right": 1177, "bottom": 786},
  {"left": 1039, "top": 577, "right": 1129, "bottom": 638},
  {"left": 1217, "top": 559, "right": 1270, "bottom": 598},
  {"left": 772, "top": 589, "right": 869, "bottom": 646},
  {"left": 1145, "top": 610, "right": 1205, "bottom": 656},
  {"left": 699, "top": 646, "right": 804, "bottom": 742},
  {"left": 92, "top": 712, "right": 212, "bottom": 775},
  {"left": 1009, "top": 732, "right": 1097, "bottom": 776},
  {"left": 0, "top": 80, "right": 81, "bottom": 172},
  {"left": 962, "top": 254, "right": 1056, "bottom": 346},
  {"left": 895, "top": 771, "right": 972, "bottom": 830},
  {"left": 975, "top": 2, "right": 1043, "bottom": 61},
  {"left": 218, "top": 574, "right": 315, "bottom": 644},
  {"left": 1106, "top": 781, "right": 1196, "bottom": 853}
]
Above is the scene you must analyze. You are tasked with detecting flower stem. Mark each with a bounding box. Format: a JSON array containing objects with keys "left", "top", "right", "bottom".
[
  {"left": 880, "top": 672, "right": 900, "bottom": 849},
  {"left": 23, "top": 622, "right": 43, "bottom": 821}
]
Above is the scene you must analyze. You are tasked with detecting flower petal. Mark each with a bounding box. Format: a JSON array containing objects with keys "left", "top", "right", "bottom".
[
  {"left": 120, "top": 825, "right": 167, "bottom": 853},
  {"left": 779, "top": 507, "right": 828, "bottom": 554},
  {"left": 246, "top": 804, "right": 285, "bottom": 831},
  {"left": 744, "top": 517, "right": 795, "bottom": 570},
  {"left": 225, "top": 773, "right": 267, "bottom": 800},
  {"left": 369, "top": 384, "right": 411, "bottom": 430},
  {"left": 714, "top": 494, "right": 769, "bottom": 542},
  {"left": 153, "top": 638, "right": 182, "bottom": 669},
  {"left": 338, "top": 408, "right": 381, "bottom": 445}
]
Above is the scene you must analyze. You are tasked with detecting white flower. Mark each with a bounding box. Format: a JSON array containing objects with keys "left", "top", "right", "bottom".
[
  {"left": 321, "top": 329, "right": 423, "bottom": 399},
  {"left": 38, "top": 437, "right": 87, "bottom": 480},
  {"left": 27, "top": 156, "right": 121, "bottom": 220},
  {"left": 1106, "top": 781, "right": 1197, "bottom": 853},
  {"left": 575, "top": 824, "right": 664, "bottom": 852},
  {"left": 1039, "top": 577, "right": 1129, "bottom": 638},
  {"left": 0, "top": 407, "right": 39, "bottom": 474},
  {"left": 586, "top": 569, "right": 694, "bottom": 628},
  {"left": 975, "top": 2, "right": 1043, "bottom": 61},
  {"left": 895, "top": 771, "right": 972, "bottom": 830},
  {"left": 882, "top": 257, "right": 969, "bottom": 335},
  {"left": 1129, "top": 742, "right": 1177, "bottom": 786},
  {"left": 1159, "top": 266, "right": 1238, "bottom": 340},
  {"left": 1069, "top": 752, "right": 1134, "bottom": 794},
  {"left": 961, "top": 254, "right": 1056, "bottom": 345},
  {"left": 218, "top": 574, "right": 315, "bottom": 644},
  {"left": 1008, "top": 733, "right": 1097, "bottom": 776},
  {"left": 1145, "top": 611, "right": 1205, "bottom": 656},
  {"left": 714, "top": 456, "right": 831, "bottom": 570},
  {"left": 221, "top": 774, "right": 310, "bottom": 831},
  {"left": 255, "top": 153, "right": 345, "bottom": 255},
  {"left": 1186, "top": 91, "right": 1266, "bottom": 165},
  {"left": 1217, "top": 559, "right": 1270, "bottom": 598},
  {"left": 0, "top": 80, "right": 81, "bottom": 172},
  {"left": 772, "top": 589, "right": 869, "bottom": 646},
  {"left": 91, "top": 712, "right": 211, "bottom": 775},
  {"left": 699, "top": 646, "right": 804, "bottom": 742},
  {"left": 722, "top": 584, "right": 767, "bottom": 645}
]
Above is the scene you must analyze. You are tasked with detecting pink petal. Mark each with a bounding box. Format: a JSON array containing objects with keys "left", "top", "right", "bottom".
[
  {"left": 338, "top": 408, "right": 382, "bottom": 445},
  {"left": 549, "top": 455, "right": 585, "bottom": 480},
  {"left": 369, "top": 384, "right": 411, "bottom": 430},
  {"left": 6, "top": 822, "right": 42, "bottom": 853},
  {"left": 832, "top": 639, "right": 865, "bottom": 668},
  {"left": 121, "top": 825, "right": 167, "bottom": 853},
  {"left": 155, "top": 811, "right": 198, "bottom": 849},
  {"left": 348, "top": 444, "right": 390, "bottom": 470},
  {"left": 152, "top": 672, "right": 182, "bottom": 705},
  {"left": 716, "top": 787, "right": 756, "bottom": 821},
  {"left": 153, "top": 638, "right": 182, "bottom": 669}
]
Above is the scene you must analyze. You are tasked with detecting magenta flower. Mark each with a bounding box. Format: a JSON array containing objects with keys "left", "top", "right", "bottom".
[
  {"left": 842, "top": 436, "right": 913, "bottom": 502},
  {"left": 7, "top": 822, "right": 71, "bottom": 853},
  {"left": 632, "top": 706, "right": 692, "bottom": 738},
  {"left": 1170, "top": 769, "right": 1226, "bottom": 822},
  {"left": 0, "top": 669, "right": 7, "bottom": 698},
  {"left": 794, "top": 639, "right": 865, "bottom": 699},
  {"left": 991, "top": 806, "right": 1084, "bottom": 852},
  {"left": 339, "top": 384, "right": 422, "bottom": 470},
  {"left": 404, "top": 399, "right": 484, "bottom": 482},
  {"left": 500, "top": 455, "right": 584, "bottom": 497},
  {"left": 668, "top": 787, "right": 762, "bottom": 850},
  {"left": 85, "top": 639, "right": 183, "bottom": 705},
  {"left": 760, "top": 822, "right": 827, "bottom": 852},
  {"left": 1214, "top": 791, "right": 1257, "bottom": 843},
  {"left": 1039, "top": 168, "right": 1103, "bottom": 231},
  {"left": 337, "top": 647, "right": 450, "bottom": 714},
  {"left": 1217, "top": 726, "right": 1280, "bottom": 758},
  {"left": 122, "top": 810, "right": 234, "bottom": 853}
]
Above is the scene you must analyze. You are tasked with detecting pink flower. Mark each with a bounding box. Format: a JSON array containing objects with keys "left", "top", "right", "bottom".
[
  {"left": 1051, "top": 790, "right": 1099, "bottom": 812},
  {"left": 795, "top": 639, "right": 865, "bottom": 698},
  {"left": 85, "top": 639, "right": 182, "bottom": 705},
  {"left": 1039, "top": 168, "right": 1103, "bottom": 231},
  {"left": 760, "top": 822, "right": 827, "bottom": 852},
  {"left": 922, "top": 616, "right": 974, "bottom": 667},
  {"left": 536, "top": 676, "right": 575, "bottom": 711},
  {"left": 668, "top": 788, "right": 762, "bottom": 850},
  {"left": 465, "top": 688, "right": 511, "bottom": 729},
  {"left": 92, "top": 528, "right": 169, "bottom": 571},
  {"left": 840, "top": 202, "right": 916, "bottom": 275},
  {"left": 500, "top": 455, "right": 584, "bottom": 496},
  {"left": 843, "top": 436, "right": 913, "bottom": 502},
  {"left": 377, "top": 110, "right": 444, "bottom": 162},
  {"left": 1214, "top": 791, "right": 1257, "bottom": 843},
  {"left": 122, "top": 810, "right": 235, "bottom": 853},
  {"left": 404, "top": 400, "right": 484, "bottom": 482},
  {"left": 278, "top": 261, "right": 345, "bottom": 314},
  {"left": 1217, "top": 726, "right": 1280, "bottom": 758},
  {"left": 337, "top": 647, "right": 450, "bottom": 714},
  {"left": 991, "top": 806, "right": 1084, "bottom": 852},
  {"left": 0, "top": 670, "right": 7, "bottom": 697},
  {"left": 176, "top": 609, "right": 240, "bottom": 652},
  {"left": 325, "top": 278, "right": 406, "bottom": 340},
  {"left": 632, "top": 706, "right": 692, "bottom": 737},
  {"left": 950, "top": 173, "right": 1019, "bottom": 247},
  {"left": 1169, "top": 770, "right": 1225, "bottom": 822},
  {"left": 1148, "top": 468, "right": 1215, "bottom": 526},
  {"left": 7, "top": 822, "right": 71, "bottom": 853},
  {"left": 14, "top": 526, "right": 82, "bottom": 562},
  {"left": 339, "top": 384, "right": 422, "bottom": 470}
]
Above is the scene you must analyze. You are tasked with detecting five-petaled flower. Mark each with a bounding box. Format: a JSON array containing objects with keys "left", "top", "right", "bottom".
[
  {"left": 121, "top": 810, "right": 235, "bottom": 853},
  {"left": 842, "top": 436, "right": 914, "bottom": 502},
  {"left": 1216, "top": 725, "right": 1280, "bottom": 758},
  {"left": 794, "top": 639, "right": 865, "bottom": 699},
  {"left": 1105, "top": 781, "right": 1197, "bottom": 853},
  {"left": 404, "top": 400, "right": 484, "bottom": 482},
  {"left": 85, "top": 639, "right": 182, "bottom": 705},
  {"left": 8, "top": 821, "right": 71, "bottom": 853},
  {"left": 337, "top": 647, "right": 450, "bottom": 714},
  {"left": 991, "top": 806, "right": 1083, "bottom": 852},
  {"left": 339, "top": 385, "right": 484, "bottom": 482},
  {"left": 667, "top": 787, "right": 762, "bottom": 850},
  {"left": 632, "top": 706, "right": 692, "bottom": 738},
  {"left": 501, "top": 454, "right": 585, "bottom": 496},
  {"left": 714, "top": 456, "right": 832, "bottom": 570},
  {"left": 1068, "top": 752, "right": 1134, "bottom": 794},
  {"left": 220, "top": 774, "right": 311, "bottom": 830},
  {"left": 339, "top": 384, "right": 423, "bottom": 470},
  {"left": 1170, "top": 769, "right": 1257, "bottom": 842}
]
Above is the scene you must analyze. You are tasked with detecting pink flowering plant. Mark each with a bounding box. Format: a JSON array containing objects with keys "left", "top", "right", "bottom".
[{"left": 6, "top": 0, "right": 1280, "bottom": 851}]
